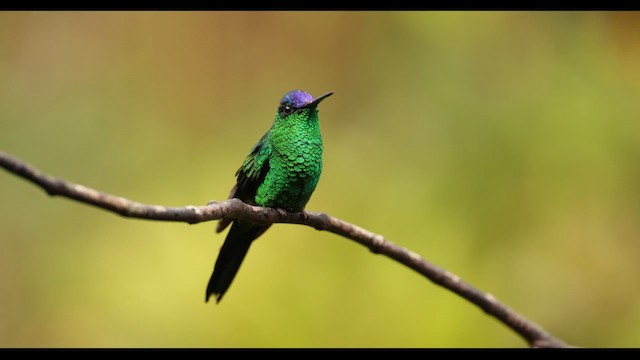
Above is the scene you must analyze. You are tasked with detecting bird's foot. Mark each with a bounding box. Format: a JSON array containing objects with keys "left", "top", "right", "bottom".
[
  {"left": 274, "top": 207, "right": 289, "bottom": 219},
  {"left": 206, "top": 200, "right": 218, "bottom": 206},
  {"left": 300, "top": 210, "right": 310, "bottom": 221}
]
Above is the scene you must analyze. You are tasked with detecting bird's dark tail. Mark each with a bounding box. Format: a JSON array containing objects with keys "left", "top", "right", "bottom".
[{"left": 206, "top": 221, "right": 270, "bottom": 303}]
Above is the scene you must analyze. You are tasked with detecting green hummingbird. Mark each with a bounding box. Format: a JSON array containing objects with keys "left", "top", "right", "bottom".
[{"left": 206, "top": 90, "right": 333, "bottom": 303}]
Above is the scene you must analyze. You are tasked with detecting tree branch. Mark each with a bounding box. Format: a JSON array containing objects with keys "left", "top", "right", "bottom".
[{"left": 0, "top": 150, "right": 567, "bottom": 348}]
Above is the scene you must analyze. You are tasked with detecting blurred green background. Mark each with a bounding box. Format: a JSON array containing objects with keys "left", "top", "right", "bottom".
[{"left": 1, "top": 11, "right": 639, "bottom": 348}]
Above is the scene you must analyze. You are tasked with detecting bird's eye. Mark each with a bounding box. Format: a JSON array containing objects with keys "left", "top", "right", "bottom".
[{"left": 280, "top": 105, "right": 294, "bottom": 116}]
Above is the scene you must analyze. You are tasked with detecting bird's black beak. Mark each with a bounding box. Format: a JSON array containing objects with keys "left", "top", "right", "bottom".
[{"left": 305, "top": 92, "right": 334, "bottom": 109}]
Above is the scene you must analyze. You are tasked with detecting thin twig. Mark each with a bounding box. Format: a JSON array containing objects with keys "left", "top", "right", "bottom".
[{"left": 0, "top": 150, "right": 567, "bottom": 348}]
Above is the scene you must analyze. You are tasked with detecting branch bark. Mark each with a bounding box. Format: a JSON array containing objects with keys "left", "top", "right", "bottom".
[{"left": 0, "top": 150, "right": 567, "bottom": 348}]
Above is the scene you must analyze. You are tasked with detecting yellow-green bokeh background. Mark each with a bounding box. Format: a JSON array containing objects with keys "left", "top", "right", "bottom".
[{"left": 1, "top": 11, "right": 639, "bottom": 347}]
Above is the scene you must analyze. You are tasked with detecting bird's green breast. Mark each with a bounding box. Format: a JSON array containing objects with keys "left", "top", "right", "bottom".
[{"left": 255, "top": 115, "right": 323, "bottom": 212}]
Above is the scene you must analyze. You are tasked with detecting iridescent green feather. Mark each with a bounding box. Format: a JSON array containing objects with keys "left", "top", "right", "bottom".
[{"left": 255, "top": 107, "right": 323, "bottom": 211}]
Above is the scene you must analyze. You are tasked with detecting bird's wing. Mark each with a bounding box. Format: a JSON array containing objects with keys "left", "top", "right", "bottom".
[
  {"left": 216, "top": 132, "right": 272, "bottom": 233},
  {"left": 235, "top": 132, "right": 272, "bottom": 200}
]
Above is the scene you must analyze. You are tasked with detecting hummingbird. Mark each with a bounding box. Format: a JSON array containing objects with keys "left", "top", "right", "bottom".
[{"left": 206, "top": 90, "right": 333, "bottom": 303}]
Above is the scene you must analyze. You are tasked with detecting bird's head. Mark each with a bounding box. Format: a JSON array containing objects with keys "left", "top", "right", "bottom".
[{"left": 277, "top": 90, "right": 333, "bottom": 118}]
